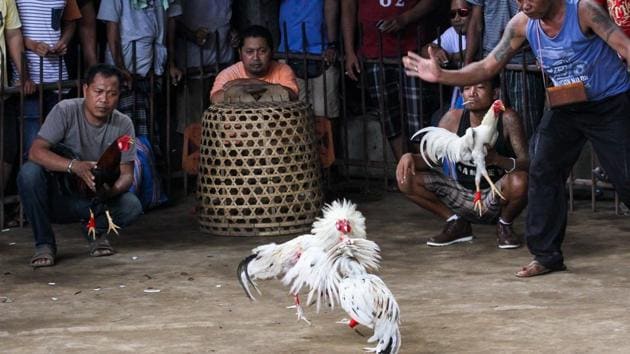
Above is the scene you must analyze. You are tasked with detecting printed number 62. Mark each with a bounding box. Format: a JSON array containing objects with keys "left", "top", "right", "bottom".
[{"left": 379, "top": 0, "right": 405, "bottom": 7}]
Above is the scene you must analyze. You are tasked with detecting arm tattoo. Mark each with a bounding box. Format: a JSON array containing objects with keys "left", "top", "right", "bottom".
[
  {"left": 504, "top": 112, "right": 528, "bottom": 160},
  {"left": 493, "top": 27, "right": 515, "bottom": 63},
  {"left": 586, "top": 1, "right": 618, "bottom": 42}
]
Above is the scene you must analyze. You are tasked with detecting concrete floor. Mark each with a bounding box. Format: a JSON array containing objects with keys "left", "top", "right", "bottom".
[{"left": 1, "top": 192, "right": 630, "bottom": 353}]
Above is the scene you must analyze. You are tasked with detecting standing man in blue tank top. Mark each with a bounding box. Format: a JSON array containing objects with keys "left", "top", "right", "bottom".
[{"left": 402, "top": 0, "right": 630, "bottom": 277}]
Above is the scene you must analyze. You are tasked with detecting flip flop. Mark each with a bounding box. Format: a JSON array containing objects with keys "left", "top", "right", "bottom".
[
  {"left": 30, "top": 246, "right": 56, "bottom": 268},
  {"left": 515, "top": 260, "right": 566, "bottom": 278},
  {"left": 89, "top": 236, "right": 116, "bottom": 257}
]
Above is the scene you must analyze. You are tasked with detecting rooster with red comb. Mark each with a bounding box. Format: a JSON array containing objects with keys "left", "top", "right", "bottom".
[
  {"left": 237, "top": 200, "right": 366, "bottom": 313},
  {"left": 412, "top": 99, "right": 507, "bottom": 215},
  {"left": 237, "top": 200, "right": 402, "bottom": 353}
]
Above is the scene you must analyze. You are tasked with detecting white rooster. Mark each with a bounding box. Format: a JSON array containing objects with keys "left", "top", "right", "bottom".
[
  {"left": 268, "top": 232, "right": 401, "bottom": 353},
  {"left": 322, "top": 238, "right": 401, "bottom": 354},
  {"left": 237, "top": 199, "right": 366, "bottom": 323},
  {"left": 411, "top": 99, "right": 506, "bottom": 215}
]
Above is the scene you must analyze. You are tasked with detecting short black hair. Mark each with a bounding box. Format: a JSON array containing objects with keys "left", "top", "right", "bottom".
[
  {"left": 489, "top": 75, "right": 501, "bottom": 90},
  {"left": 462, "top": 75, "right": 501, "bottom": 91},
  {"left": 85, "top": 64, "right": 123, "bottom": 86},
  {"left": 239, "top": 25, "right": 274, "bottom": 50}
]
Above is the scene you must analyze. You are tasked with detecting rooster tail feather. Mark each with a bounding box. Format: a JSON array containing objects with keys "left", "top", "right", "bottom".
[{"left": 237, "top": 254, "right": 261, "bottom": 300}]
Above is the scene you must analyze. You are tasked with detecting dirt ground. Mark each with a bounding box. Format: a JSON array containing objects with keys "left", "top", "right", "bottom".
[{"left": 1, "top": 192, "right": 630, "bottom": 353}]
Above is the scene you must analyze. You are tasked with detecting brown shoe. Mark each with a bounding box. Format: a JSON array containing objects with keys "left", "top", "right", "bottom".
[
  {"left": 515, "top": 260, "right": 567, "bottom": 278},
  {"left": 427, "top": 218, "right": 473, "bottom": 247},
  {"left": 496, "top": 222, "right": 522, "bottom": 249}
]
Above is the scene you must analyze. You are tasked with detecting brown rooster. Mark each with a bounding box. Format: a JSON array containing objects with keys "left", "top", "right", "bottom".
[{"left": 82, "top": 135, "right": 135, "bottom": 239}]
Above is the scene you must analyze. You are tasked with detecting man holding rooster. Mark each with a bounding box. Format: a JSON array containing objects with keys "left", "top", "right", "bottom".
[
  {"left": 18, "top": 64, "right": 143, "bottom": 268},
  {"left": 397, "top": 77, "right": 529, "bottom": 250},
  {"left": 403, "top": 0, "right": 630, "bottom": 277}
]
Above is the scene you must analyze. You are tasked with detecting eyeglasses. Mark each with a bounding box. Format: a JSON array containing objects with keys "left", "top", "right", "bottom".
[{"left": 450, "top": 8, "right": 470, "bottom": 19}]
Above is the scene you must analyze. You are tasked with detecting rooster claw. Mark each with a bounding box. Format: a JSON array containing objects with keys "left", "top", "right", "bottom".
[
  {"left": 288, "top": 304, "right": 311, "bottom": 325},
  {"left": 473, "top": 200, "right": 484, "bottom": 216},
  {"left": 105, "top": 210, "right": 120, "bottom": 235},
  {"left": 482, "top": 173, "right": 505, "bottom": 200}
]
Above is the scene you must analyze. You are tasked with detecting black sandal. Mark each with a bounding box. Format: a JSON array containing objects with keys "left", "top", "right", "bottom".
[
  {"left": 89, "top": 236, "right": 116, "bottom": 257},
  {"left": 30, "top": 246, "right": 56, "bottom": 268}
]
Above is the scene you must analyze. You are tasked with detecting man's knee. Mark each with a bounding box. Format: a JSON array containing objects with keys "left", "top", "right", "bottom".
[
  {"left": 398, "top": 178, "right": 413, "bottom": 195},
  {"left": 504, "top": 171, "right": 528, "bottom": 199},
  {"left": 507, "top": 171, "right": 528, "bottom": 197},
  {"left": 116, "top": 192, "right": 143, "bottom": 226},
  {"left": 17, "top": 162, "right": 47, "bottom": 192}
]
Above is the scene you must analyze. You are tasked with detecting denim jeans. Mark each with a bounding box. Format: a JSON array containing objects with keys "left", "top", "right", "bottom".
[
  {"left": 20, "top": 93, "right": 62, "bottom": 161},
  {"left": 17, "top": 161, "right": 143, "bottom": 252},
  {"left": 525, "top": 90, "right": 630, "bottom": 269}
]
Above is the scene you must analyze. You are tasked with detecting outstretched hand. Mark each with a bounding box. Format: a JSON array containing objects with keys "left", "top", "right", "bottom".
[{"left": 403, "top": 49, "right": 442, "bottom": 83}]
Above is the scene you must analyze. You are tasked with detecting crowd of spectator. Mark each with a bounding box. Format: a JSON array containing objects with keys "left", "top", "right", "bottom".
[{"left": 0, "top": 0, "right": 628, "bottom": 232}]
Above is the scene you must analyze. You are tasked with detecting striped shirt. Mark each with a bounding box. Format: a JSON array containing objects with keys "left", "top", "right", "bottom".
[
  {"left": 1, "top": 0, "right": 22, "bottom": 87},
  {"left": 12, "top": 0, "right": 81, "bottom": 84}
]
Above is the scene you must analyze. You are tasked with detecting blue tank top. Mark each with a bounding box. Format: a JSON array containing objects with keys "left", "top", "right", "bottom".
[{"left": 525, "top": 0, "right": 630, "bottom": 101}]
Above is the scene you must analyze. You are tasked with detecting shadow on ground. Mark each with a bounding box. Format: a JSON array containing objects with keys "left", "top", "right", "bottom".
[{"left": 1, "top": 193, "right": 629, "bottom": 353}]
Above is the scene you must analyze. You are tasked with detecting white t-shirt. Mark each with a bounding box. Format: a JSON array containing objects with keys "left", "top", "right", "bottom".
[{"left": 433, "top": 27, "right": 466, "bottom": 54}]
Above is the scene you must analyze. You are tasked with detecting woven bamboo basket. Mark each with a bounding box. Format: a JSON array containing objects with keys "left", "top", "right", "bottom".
[{"left": 198, "top": 100, "right": 323, "bottom": 236}]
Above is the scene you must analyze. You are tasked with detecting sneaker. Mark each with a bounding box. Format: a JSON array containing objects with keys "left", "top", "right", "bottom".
[
  {"left": 427, "top": 219, "right": 473, "bottom": 247},
  {"left": 496, "top": 222, "right": 521, "bottom": 249}
]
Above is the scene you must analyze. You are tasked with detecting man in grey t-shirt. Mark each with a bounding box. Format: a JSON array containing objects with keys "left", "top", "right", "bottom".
[{"left": 18, "top": 64, "right": 143, "bottom": 268}]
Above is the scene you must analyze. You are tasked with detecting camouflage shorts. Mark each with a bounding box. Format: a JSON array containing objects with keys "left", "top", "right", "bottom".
[{"left": 421, "top": 170, "right": 505, "bottom": 224}]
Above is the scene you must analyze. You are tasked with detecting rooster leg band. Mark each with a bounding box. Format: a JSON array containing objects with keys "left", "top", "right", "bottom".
[{"left": 348, "top": 318, "right": 359, "bottom": 328}]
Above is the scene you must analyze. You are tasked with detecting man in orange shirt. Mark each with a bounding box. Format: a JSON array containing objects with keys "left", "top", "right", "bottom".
[{"left": 210, "top": 25, "right": 299, "bottom": 103}]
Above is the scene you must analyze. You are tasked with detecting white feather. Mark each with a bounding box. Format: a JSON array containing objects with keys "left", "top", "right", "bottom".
[
  {"left": 412, "top": 126, "right": 474, "bottom": 168},
  {"left": 238, "top": 200, "right": 402, "bottom": 353},
  {"left": 412, "top": 100, "right": 505, "bottom": 215},
  {"left": 311, "top": 199, "right": 367, "bottom": 240},
  {"left": 246, "top": 199, "right": 367, "bottom": 282},
  {"left": 339, "top": 274, "right": 401, "bottom": 354}
]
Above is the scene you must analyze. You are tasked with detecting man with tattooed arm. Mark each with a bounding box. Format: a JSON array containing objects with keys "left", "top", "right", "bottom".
[{"left": 403, "top": 0, "right": 630, "bottom": 277}]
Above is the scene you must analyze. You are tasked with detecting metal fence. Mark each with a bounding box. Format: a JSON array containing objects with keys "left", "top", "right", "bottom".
[{"left": 0, "top": 26, "right": 623, "bottom": 230}]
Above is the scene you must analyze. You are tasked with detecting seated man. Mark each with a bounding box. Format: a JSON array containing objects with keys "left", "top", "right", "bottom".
[
  {"left": 210, "top": 25, "right": 299, "bottom": 103},
  {"left": 396, "top": 77, "right": 528, "bottom": 249},
  {"left": 18, "top": 64, "right": 143, "bottom": 268}
]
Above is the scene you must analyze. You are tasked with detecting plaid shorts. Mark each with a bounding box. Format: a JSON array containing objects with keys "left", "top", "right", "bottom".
[
  {"left": 365, "top": 63, "right": 424, "bottom": 140},
  {"left": 118, "top": 80, "right": 151, "bottom": 136},
  {"left": 501, "top": 69, "right": 546, "bottom": 140},
  {"left": 421, "top": 170, "right": 505, "bottom": 224}
]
